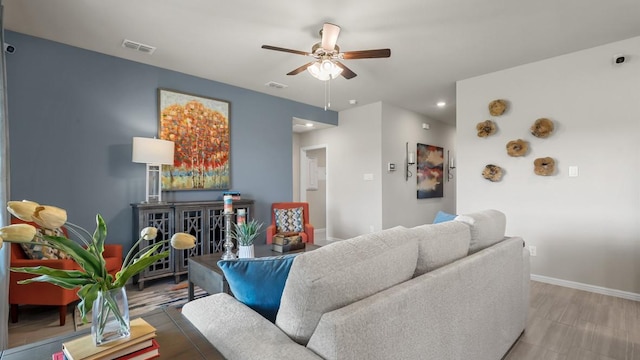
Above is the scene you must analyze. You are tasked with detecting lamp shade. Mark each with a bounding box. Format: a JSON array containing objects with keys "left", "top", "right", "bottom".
[{"left": 132, "top": 137, "right": 174, "bottom": 165}]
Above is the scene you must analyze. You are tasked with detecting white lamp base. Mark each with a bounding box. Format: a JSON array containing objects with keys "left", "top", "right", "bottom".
[{"left": 145, "top": 164, "right": 163, "bottom": 203}]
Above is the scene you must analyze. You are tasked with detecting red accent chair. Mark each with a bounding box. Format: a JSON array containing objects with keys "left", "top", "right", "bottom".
[
  {"left": 266, "top": 202, "right": 314, "bottom": 245},
  {"left": 9, "top": 219, "right": 123, "bottom": 326}
]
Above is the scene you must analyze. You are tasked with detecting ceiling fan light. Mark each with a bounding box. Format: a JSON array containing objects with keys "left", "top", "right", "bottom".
[
  {"left": 330, "top": 64, "right": 343, "bottom": 78},
  {"left": 308, "top": 60, "right": 342, "bottom": 81},
  {"left": 321, "top": 59, "right": 333, "bottom": 71}
]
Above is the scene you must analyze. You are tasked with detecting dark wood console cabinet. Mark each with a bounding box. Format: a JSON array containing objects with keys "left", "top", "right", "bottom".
[{"left": 131, "top": 200, "right": 254, "bottom": 290}]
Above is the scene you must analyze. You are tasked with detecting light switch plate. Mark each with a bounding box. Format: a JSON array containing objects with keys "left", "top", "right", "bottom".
[{"left": 569, "top": 166, "right": 579, "bottom": 177}]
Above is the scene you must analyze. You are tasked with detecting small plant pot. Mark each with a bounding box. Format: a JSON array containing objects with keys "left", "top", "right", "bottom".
[{"left": 238, "top": 245, "right": 255, "bottom": 259}]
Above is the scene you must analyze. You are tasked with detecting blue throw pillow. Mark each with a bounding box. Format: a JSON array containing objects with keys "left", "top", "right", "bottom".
[
  {"left": 433, "top": 210, "right": 457, "bottom": 224},
  {"left": 217, "top": 254, "right": 299, "bottom": 322}
]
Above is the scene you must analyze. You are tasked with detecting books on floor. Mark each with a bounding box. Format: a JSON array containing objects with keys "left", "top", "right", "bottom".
[{"left": 60, "top": 318, "right": 159, "bottom": 360}]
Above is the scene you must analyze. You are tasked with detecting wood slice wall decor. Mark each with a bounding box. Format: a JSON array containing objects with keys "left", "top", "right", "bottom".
[
  {"left": 530, "top": 118, "right": 554, "bottom": 138},
  {"left": 482, "top": 164, "right": 504, "bottom": 182}
]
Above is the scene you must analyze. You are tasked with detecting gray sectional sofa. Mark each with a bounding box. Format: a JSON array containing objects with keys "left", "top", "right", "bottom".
[{"left": 182, "top": 209, "right": 530, "bottom": 360}]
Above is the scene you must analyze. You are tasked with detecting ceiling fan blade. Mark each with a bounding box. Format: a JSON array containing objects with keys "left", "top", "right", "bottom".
[
  {"left": 321, "top": 23, "right": 341, "bottom": 51},
  {"left": 262, "top": 45, "right": 310, "bottom": 56},
  {"left": 342, "top": 49, "right": 391, "bottom": 59},
  {"left": 287, "top": 62, "right": 315, "bottom": 76},
  {"left": 335, "top": 62, "right": 357, "bottom": 79}
]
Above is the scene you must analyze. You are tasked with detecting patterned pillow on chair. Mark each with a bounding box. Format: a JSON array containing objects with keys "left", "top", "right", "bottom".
[
  {"left": 274, "top": 207, "right": 304, "bottom": 234},
  {"left": 20, "top": 227, "right": 70, "bottom": 260}
]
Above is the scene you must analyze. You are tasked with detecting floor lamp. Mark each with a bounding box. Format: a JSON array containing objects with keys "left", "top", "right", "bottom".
[{"left": 132, "top": 137, "right": 175, "bottom": 203}]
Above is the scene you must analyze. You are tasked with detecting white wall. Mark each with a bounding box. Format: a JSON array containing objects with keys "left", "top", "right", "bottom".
[
  {"left": 457, "top": 36, "right": 640, "bottom": 294},
  {"left": 300, "top": 101, "right": 457, "bottom": 240},
  {"left": 292, "top": 132, "right": 301, "bottom": 201},
  {"left": 305, "top": 148, "right": 326, "bottom": 229},
  {"left": 300, "top": 102, "right": 383, "bottom": 239},
  {"left": 381, "top": 103, "right": 457, "bottom": 228}
]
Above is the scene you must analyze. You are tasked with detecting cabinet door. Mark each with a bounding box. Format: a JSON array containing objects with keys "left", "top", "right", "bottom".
[
  {"left": 206, "top": 206, "right": 227, "bottom": 253},
  {"left": 138, "top": 208, "right": 174, "bottom": 278},
  {"left": 175, "top": 206, "right": 207, "bottom": 273},
  {"left": 206, "top": 204, "right": 253, "bottom": 254}
]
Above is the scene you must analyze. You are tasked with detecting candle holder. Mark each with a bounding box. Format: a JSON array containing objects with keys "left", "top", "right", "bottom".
[{"left": 220, "top": 212, "right": 237, "bottom": 260}]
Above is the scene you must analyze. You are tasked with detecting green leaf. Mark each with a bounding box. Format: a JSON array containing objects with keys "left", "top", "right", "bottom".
[
  {"left": 18, "top": 275, "right": 93, "bottom": 289},
  {"left": 78, "top": 283, "right": 101, "bottom": 323},
  {"left": 90, "top": 214, "right": 108, "bottom": 279},
  {"left": 10, "top": 266, "right": 92, "bottom": 279},
  {"left": 231, "top": 220, "right": 263, "bottom": 246},
  {"left": 40, "top": 234, "right": 102, "bottom": 277},
  {"left": 113, "top": 251, "right": 169, "bottom": 288}
]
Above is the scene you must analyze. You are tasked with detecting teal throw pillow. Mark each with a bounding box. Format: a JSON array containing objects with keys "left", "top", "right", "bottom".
[
  {"left": 218, "top": 254, "right": 299, "bottom": 322},
  {"left": 433, "top": 211, "right": 457, "bottom": 224}
]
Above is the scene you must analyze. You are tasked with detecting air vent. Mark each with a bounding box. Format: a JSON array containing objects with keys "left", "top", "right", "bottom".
[
  {"left": 121, "top": 39, "right": 156, "bottom": 55},
  {"left": 265, "top": 81, "right": 288, "bottom": 89}
]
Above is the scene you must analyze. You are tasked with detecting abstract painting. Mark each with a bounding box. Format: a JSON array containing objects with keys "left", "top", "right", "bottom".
[
  {"left": 417, "top": 143, "right": 444, "bottom": 199},
  {"left": 158, "top": 88, "right": 230, "bottom": 190}
]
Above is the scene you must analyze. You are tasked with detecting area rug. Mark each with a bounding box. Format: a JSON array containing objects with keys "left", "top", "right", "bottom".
[{"left": 127, "top": 280, "right": 208, "bottom": 318}]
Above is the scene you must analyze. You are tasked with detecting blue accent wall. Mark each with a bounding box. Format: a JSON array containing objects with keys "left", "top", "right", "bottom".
[{"left": 4, "top": 31, "right": 337, "bottom": 251}]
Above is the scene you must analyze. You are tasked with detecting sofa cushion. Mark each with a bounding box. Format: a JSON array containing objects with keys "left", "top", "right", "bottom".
[
  {"left": 218, "top": 254, "right": 299, "bottom": 322},
  {"left": 433, "top": 211, "right": 457, "bottom": 224},
  {"left": 274, "top": 207, "right": 304, "bottom": 233},
  {"left": 276, "top": 226, "right": 419, "bottom": 345},
  {"left": 455, "top": 209, "right": 506, "bottom": 254},
  {"left": 410, "top": 221, "right": 471, "bottom": 276}
]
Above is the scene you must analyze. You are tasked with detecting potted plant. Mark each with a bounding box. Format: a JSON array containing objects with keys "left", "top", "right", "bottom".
[{"left": 230, "top": 219, "right": 263, "bottom": 258}]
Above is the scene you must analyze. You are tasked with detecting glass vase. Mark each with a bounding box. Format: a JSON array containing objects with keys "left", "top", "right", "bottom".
[{"left": 91, "top": 287, "right": 131, "bottom": 346}]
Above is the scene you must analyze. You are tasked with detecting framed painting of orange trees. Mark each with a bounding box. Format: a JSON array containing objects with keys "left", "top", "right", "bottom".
[{"left": 158, "top": 88, "right": 230, "bottom": 190}]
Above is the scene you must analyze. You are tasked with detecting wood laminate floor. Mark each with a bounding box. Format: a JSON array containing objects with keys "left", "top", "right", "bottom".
[{"left": 505, "top": 281, "right": 640, "bottom": 360}]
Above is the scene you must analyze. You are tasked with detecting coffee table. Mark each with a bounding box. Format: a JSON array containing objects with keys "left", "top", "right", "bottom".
[
  {"left": 188, "top": 244, "right": 318, "bottom": 301},
  {"left": 0, "top": 307, "right": 224, "bottom": 360}
]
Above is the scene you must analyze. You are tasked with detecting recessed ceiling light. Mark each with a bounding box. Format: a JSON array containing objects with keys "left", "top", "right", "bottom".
[
  {"left": 437, "top": 101, "right": 446, "bottom": 107},
  {"left": 349, "top": 99, "right": 358, "bottom": 105},
  {"left": 305, "top": 123, "right": 314, "bottom": 127}
]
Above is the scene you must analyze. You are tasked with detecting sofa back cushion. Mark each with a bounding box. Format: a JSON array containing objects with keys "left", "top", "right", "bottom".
[
  {"left": 455, "top": 209, "right": 506, "bottom": 254},
  {"left": 410, "top": 221, "right": 471, "bottom": 277},
  {"left": 276, "top": 226, "right": 418, "bottom": 345}
]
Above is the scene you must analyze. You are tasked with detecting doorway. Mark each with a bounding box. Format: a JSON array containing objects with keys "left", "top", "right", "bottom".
[{"left": 299, "top": 145, "right": 328, "bottom": 245}]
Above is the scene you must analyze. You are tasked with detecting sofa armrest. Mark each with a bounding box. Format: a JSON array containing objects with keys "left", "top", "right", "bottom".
[{"left": 183, "top": 293, "right": 322, "bottom": 360}]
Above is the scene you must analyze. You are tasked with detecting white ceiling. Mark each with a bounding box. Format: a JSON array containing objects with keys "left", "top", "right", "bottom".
[{"left": 4, "top": 0, "right": 640, "bottom": 125}]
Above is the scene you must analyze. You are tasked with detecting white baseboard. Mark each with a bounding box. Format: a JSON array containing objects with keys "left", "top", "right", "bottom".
[{"left": 531, "top": 274, "right": 640, "bottom": 301}]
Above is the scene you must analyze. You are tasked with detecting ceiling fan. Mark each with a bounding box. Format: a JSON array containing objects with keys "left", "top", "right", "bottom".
[{"left": 262, "top": 23, "right": 391, "bottom": 80}]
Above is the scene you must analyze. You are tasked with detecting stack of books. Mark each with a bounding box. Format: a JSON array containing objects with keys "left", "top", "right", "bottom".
[
  {"left": 272, "top": 233, "right": 305, "bottom": 253},
  {"left": 52, "top": 318, "right": 160, "bottom": 360}
]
